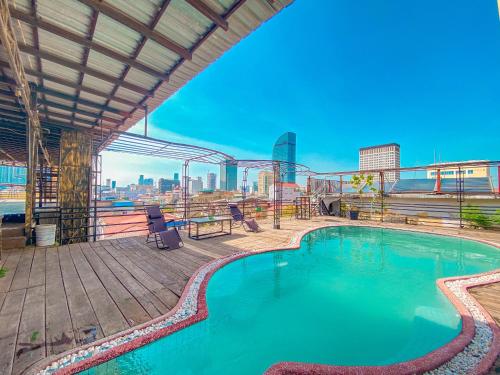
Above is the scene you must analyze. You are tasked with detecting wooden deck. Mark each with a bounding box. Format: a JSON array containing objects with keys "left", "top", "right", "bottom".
[{"left": 0, "top": 217, "right": 499, "bottom": 374}]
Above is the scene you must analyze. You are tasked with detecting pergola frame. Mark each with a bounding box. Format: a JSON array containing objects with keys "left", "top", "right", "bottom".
[{"left": 233, "top": 159, "right": 313, "bottom": 229}]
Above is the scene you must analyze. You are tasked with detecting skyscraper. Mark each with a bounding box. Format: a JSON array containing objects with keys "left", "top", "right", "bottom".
[
  {"left": 220, "top": 160, "right": 237, "bottom": 191},
  {"left": 189, "top": 177, "right": 203, "bottom": 194},
  {"left": 359, "top": 143, "right": 400, "bottom": 182},
  {"left": 138, "top": 174, "right": 144, "bottom": 185},
  {"left": 258, "top": 171, "right": 274, "bottom": 195},
  {"left": 272, "top": 132, "right": 296, "bottom": 183},
  {"left": 173, "top": 172, "right": 179, "bottom": 181},
  {"left": 207, "top": 172, "right": 217, "bottom": 191}
]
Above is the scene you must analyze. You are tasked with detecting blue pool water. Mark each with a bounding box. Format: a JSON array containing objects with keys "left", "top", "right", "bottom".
[{"left": 83, "top": 226, "right": 500, "bottom": 374}]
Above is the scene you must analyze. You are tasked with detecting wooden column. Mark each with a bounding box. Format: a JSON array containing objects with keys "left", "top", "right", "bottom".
[{"left": 58, "top": 129, "right": 92, "bottom": 243}]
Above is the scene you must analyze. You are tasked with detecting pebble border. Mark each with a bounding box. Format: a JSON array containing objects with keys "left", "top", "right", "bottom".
[{"left": 32, "top": 225, "right": 500, "bottom": 375}]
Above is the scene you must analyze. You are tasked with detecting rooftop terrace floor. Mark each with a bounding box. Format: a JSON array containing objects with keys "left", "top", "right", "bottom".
[{"left": 0, "top": 217, "right": 499, "bottom": 374}]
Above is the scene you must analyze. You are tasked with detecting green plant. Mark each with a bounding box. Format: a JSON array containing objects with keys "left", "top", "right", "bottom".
[
  {"left": 30, "top": 331, "right": 39, "bottom": 343},
  {"left": 0, "top": 267, "right": 7, "bottom": 278},
  {"left": 348, "top": 174, "right": 378, "bottom": 212},
  {"left": 462, "top": 205, "right": 493, "bottom": 229}
]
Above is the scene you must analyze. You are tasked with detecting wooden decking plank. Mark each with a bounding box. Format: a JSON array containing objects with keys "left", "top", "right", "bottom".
[
  {"left": 100, "top": 245, "right": 180, "bottom": 309},
  {"left": 0, "top": 250, "right": 23, "bottom": 292},
  {"left": 13, "top": 285, "right": 46, "bottom": 374},
  {"left": 111, "top": 240, "right": 190, "bottom": 289},
  {"left": 69, "top": 245, "right": 129, "bottom": 337},
  {"left": 28, "top": 247, "right": 46, "bottom": 288},
  {"left": 80, "top": 245, "right": 152, "bottom": 327},
  {"left": 91, "top": 245, "right": 167, "bottom": 318},
  {"left": 58, "top": 245, "right": 103, "bottom": 346},
  {"left": 0, "top": 289, "right": 26, "bottom": 375},
  {"left": 181, "top": 243, "right": 220, "bottom": 260},
  {"left": 45, "top": 247, "right": 76, "bottom": 357},
  {"left": 184, "top": 238, "right": 239, "bottom": 257},
  {"left": 10, "top": 247, "right": 35, "bottom": 291}
]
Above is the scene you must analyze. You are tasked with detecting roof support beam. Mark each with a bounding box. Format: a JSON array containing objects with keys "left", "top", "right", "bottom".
[
  {"left": 0, "top": 61, "right": 138, "bottom": 107},
  {"left": 97, "top": 0, "right": 173, "bottom": 128},
  {"left": 0, "top": 75, "right": 129, "bottom": 114},
  {"left": 0, "top": 0, "right": 51, "bottom": 165},
  {"left": 9, "top": 7, "right": 170, "bottom": 80},
  {"left": 17, "top": 43, "right": 151, "bottom": 95},
  {"left": 185, "top": 0, "right": 228, "bottom": 30},
  {"left": 37, "top": 97, "right": 122, "bottom": 124},
  {"left": 79, "top": 0, "right": 192, "bottom": 60}
]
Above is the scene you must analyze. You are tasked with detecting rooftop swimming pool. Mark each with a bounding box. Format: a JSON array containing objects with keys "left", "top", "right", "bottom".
[{"left": 81, "top": 226, "right": 500, "bottom": 375}]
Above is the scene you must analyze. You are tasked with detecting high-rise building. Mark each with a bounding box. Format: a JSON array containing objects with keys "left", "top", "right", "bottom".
[
  {"left": 173, "top": 172, "right": 179, "bottom": 181},
  {"left": 158, "top": 178, "right": 179, "bottom": 193},
  {"left": 138, "top": 175, "right": 144, "bottom": 185},
  {"left": 105, "top": 178, "right": 111, "bottom": 187},
  {"left": 220, "top": 160, "right": 237, "bottom": 191},
  {"left": 207, "top": 172, "right": 217, "bottom": 191},
  {"left": 252, "top": 181, "right": 258, "bottom": 193},
  {"left": 189, "top": 177, "right": 203, "bottom": 194},
  {"left": 143, "top": 178, "right": 154, "bottom": 186},
  {"left": 272, "top": 132, "right": 296, "bottom": 183},
  {"left": 111, "top": 181, "right": 116, "bottom": 189},
  {"left": 359, "top": 143, "right": 400, "bottom": 182},
  {"left": 0, "top": 166, "right": 27, "bottom": 184},
  {"left": 258, "top": 171, "right": 274, "bottom": 196}
]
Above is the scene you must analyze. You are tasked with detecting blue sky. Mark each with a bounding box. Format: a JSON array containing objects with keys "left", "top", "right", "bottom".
[{"left": 103, "top": 0, "right": 500, "bottom": 186}]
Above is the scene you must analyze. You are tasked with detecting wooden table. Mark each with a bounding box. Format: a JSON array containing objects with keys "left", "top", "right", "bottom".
[{"left": 188, "top": 216, "right": 232, "bottom": 240}]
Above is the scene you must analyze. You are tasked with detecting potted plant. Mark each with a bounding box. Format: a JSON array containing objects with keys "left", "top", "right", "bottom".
[{"left": 347, "top": 174, "right": 377, "bottom": 220}]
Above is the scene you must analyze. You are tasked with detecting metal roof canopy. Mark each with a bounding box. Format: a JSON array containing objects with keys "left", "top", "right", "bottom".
[
  {"left": 100, "top": 130, "right": 234, "bottom": 164},
  {"left": 0, "top": 0, "right": 293, "bottom": 165}
]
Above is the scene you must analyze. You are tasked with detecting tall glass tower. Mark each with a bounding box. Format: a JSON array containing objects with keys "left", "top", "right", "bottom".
[
  {"left": 220, "top": 160, "right": 237, "bottom": 191},
  {"left": 272, "top": 132, "right": 296, "bottom": 183}
]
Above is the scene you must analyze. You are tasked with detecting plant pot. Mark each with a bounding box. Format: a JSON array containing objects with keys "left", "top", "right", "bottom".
[{"left": 348, "top": 211, "right": 359, "bottom": 220}]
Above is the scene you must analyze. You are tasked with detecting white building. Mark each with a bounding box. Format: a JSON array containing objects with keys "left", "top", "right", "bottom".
[
  {"left": 189, "top": 177, "right": 203, "bottom": 195},
  {"left": 359, "top": 143, "right": 400, "bottom": 182},
  {"left": 207, "top": 172, "right": 217, "bottom": 190},
  {"left": 268, "top": 182, "right": 301, "bottom": 202}
]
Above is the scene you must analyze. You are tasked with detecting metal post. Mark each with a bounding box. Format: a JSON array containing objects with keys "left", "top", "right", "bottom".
[
  {"left": 144, "top": 105, "right": 148, "bottom": 137},
  {"left": 242, "top": 168, "right": 249, "bottom": 219},
  {"left": 498, "top": 166, "right": 500, "bottom": 194},
  {"left": 182, "top": 161, "right": 189, "bottom": 220},
  {"left": 379, "top": 171, "right": 384, "bottom": 222},
  {"left": 273, "top": 161, "right": 281, "bottom": 229},
  {"left": 457, "top": 166, "right": 464, "bottom": 228},
  {"left": 436, "top": 168, "right": 441, "bottom": 193},
  {"left": 339, "top": 175, "right": 343, "bottom": 216},
  {"left": 92, "top": 152, "right": 99, "bottom": 242}
]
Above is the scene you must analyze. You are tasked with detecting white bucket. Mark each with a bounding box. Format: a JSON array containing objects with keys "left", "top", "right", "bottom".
[{"left": 36, "top": 224, "right": 57, "bottom": 247}]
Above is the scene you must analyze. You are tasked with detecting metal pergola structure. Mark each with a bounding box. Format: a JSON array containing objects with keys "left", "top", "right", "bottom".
[{"left": 234, "top": 159, "right": 313, "bottom": 229}]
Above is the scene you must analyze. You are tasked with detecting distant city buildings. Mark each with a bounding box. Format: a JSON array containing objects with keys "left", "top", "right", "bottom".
[
  {"left": 220, "top": 160, "right": 237, "bottom": 191},
  {"left": 258, "top": 171, "right": 274, "bottom": 196},
  {"left": 143, "top": 178, "right": 154, "bottom": 186},
  {"left": 207, "top": 172, "right": 217, "bottom": 191},
  {"left": 189, "top": 177, "right": 203, "bottom": 194},
  {"left": 426, "top": 160, "right": 490, "bottom": 179},
  {"left": 158, "top": 178, "right": 179, "bottom": 193},
  {"left": 138, "top": 174, "right": 144, "bottom": 185},
  {"left": 359, "top": 143, "right": 400, "bottom": 182},
  {"left": 111, "top": 181, "right": 116, "bottom": 189},
  {"left": 0, "top": 166, "right": 27, "bottom": 184},
  {"left": 272, "top": 132, "right": 296, "bottom": 183},
  {"left": 105, "top": 178, "right": 111, "bottom": 188},
  {"left": 252, "top": 181, "right": 258, "bottom": 193}
]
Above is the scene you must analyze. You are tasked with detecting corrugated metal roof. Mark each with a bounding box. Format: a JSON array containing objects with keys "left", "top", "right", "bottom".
[{"left": 1, "top": 0, "right": 293, "bottom": 164}]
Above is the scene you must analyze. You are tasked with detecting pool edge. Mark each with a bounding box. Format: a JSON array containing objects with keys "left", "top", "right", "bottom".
[{"left": 29, "top": 224, "right": 500, "bottom": 375}]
